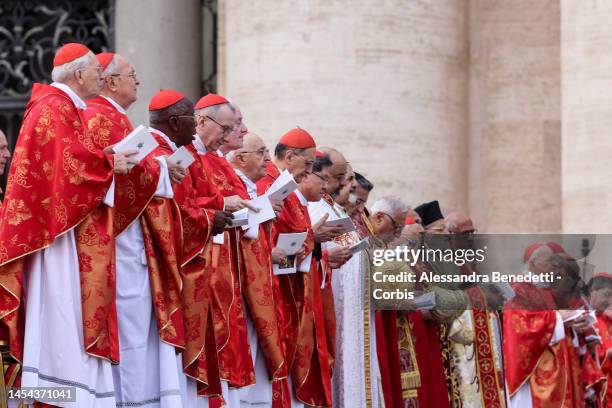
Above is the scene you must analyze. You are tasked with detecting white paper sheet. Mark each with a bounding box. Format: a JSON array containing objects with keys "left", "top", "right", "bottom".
[
  {"left": 113, "top": 124, "right": 159, "bottom": 162},
  {"left": 246, "top": 195, "right": 276, "bottom": 227},
  {"left": 266, "top": 170, "right": 298, "bottom": 201},
  {"left": 324, "top": 216, "right": 356, "bottom": 233},
  {"left": 166, "top": 145, "right": 196, "bottom": 170}
]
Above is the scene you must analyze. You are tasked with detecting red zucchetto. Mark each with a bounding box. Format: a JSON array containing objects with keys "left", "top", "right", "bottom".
[
  {"left": 96, "top": 52, "right": 114, "bottom": 70},
  {"left": 148, "top": 89, "right": 185, "bottom": 111},
  {"left": 279, "top": 128, "right": 316, "bottom": 149},
  {"left": 195, "top": 93, "right": 229, "bottom": 110},
  {"left": 53, "top": 43, "right": 91, "bottom": 66}
]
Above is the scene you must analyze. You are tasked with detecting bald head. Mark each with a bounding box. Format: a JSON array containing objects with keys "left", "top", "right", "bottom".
[
  {"left": 228, "top": 132, "right": 268, "bottom": 182},
  {"left": 444, "top": 212, "right": 475, "bottom": 234},
  {"left": 320, "top": 147, "right": 347, "bottom": 197}
]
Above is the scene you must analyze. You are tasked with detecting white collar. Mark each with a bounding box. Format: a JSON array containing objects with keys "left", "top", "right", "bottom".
[
  {"left": 217, "top": 149, "right": 224, "bottom": 157},
  {"left": 193, "top": 134, "right": 206, "bottom": 155},
  {"left": 51, "top": 82, "right": 86, "bottom": 110},
  {"left": 100, "top": 95, "right": 127, "bottom": 114},
  {"left": 295, "top": 189, "right": 308, "bottom": 206},
  {"left": 149, "top": 127, "right": 177, "bottom": 152},
  {"left": 233, "top": 168, "right": 257, "bottom": 199}
]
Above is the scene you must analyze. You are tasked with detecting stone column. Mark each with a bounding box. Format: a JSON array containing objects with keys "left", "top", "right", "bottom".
[
  {"left": 219, "top": 0, "right": 470, "bottom": 212},
  {"left": 468, "top": 0, "right": 562, "bottom": 232},
  {"left": 114, "top": 0, "right": 202, "bottom": 126},
  {"left": 562, "top": 0, "right": 612, "bottom": 233}
]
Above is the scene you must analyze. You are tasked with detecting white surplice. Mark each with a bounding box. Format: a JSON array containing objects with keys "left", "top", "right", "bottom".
[
  {"left": 111, "top": 156, "right": 190, "bottom": 407},
  {"left": 308, "top": 199, "right": 380, "bottom": 408}
]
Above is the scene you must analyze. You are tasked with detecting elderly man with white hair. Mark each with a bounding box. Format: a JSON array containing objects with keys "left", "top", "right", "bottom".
[
  {"left": 368, "top": 196, "right": 409, "bottom": 245},
  {"left": 84, "top": 53, "right": 192, "bottom": 406},
  {"left": 0, "top": 43, "right": 137, "bottom": 407}
]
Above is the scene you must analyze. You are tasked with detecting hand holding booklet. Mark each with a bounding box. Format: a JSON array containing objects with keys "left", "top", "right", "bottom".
[
  {"left": 273, "top": 232, "right": 307, "bottom": 275},
  {"left": 113, "top": 124, "right": 158, "bottom": 163},
  {"left": 266, "top": 170, "right": 298, "bottom": 201},
  {"left": 167, "top": 146, "right": 195, "bottom": 170},
  {"left": 245, "top": 195, "right": 276, "bottom": 227},
  {"left": 324, "top": 216, "right": 356, "bottom": 233},
  {"left": 348, "top": 237, "right": 369, "bottom": 254},
  {"left": 229, "top": 208, "right": 249, "bottom": 228}
]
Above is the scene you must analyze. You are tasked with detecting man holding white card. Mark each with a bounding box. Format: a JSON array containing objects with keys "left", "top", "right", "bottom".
[
  {"left": 0, "top": 43, "right": 143, "bottom": 407},
  {"left": 256, "top": 128, "right": 334, "bottom": 407},
  {"left": 85, "top": 54, "right": 193, "bottom": 407},
  {"left": 147, "top": 89, "right": 235, "bottom": 406},
  {"left": 228, "top": 132, "right": 291, "bottom": 408}
]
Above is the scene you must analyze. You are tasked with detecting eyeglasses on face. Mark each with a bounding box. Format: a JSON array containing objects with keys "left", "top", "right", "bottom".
[
  {"left": 240, "top": 147, "right": 268, "bottom": 157},
  {"left": 204, "top": 115, "right": 234, "bottom": 136},
  {"left": 311, "top": 172, "right": 329, "bottom": 183}
]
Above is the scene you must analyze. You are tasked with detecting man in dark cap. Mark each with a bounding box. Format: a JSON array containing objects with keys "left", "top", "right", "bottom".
[{"left": 414, "top": 200, "right": 445, "bottom": 232}]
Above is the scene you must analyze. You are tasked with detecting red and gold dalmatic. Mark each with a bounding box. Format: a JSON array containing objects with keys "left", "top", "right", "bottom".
[
  {"left": 257, "top": 162, "right": 333, "bottom": 407},
  {"left": 85, "top": 97, "right": 185, "bottom": 350},
  {"left": 150, "top": 131, "right": 222, "bottom": 397},
  {"left": 0, "top": 84, "right": 115, "bottom": 363},
  {"left": 200, "top": 151, "right": 287, "bottom": 394}
]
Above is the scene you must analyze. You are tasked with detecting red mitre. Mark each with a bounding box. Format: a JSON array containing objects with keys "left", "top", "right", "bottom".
[
  {"left": 148, "top": 89, "right": 185, "bottom": 111},
  {"left": 53, "top": 43, "right": 91, "bottom": 66}
]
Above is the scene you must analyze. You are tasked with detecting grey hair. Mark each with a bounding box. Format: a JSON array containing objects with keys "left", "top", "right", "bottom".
[
  {"left": 370, "top": 196, "right": 409, "bottom": 217},
  {"left": 51, "top": 51, "right": 95, "bottom": 83},
  {"left": 194, "top": 102, "right": 235, "bottom": 119},
  {"left": 101, "top": 55, "right": 122, "bottom": 77}
]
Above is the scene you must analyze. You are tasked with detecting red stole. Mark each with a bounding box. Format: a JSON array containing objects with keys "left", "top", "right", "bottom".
[{"left": 0, "top": 84, "right": 115, "bottom": 363}]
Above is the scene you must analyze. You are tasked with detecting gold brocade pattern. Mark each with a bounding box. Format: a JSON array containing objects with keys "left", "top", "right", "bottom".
[{"left": 439, "top": 323, "right": 463, "bottom": 408}]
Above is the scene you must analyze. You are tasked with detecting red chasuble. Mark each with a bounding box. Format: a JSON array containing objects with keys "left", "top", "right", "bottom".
[
  {"left": 150, "top": 130, "right": 221, "bottom": 397},
  {"left": 503, "top": 283, "right": 570, "bottom": 406},
  {"left": 84, "top": 99, "right": 185, "bottom": 350},
  {"left": 200, "top": 151, "right": 287, "bottom": 392},
  {"left": 257, "top": 163, "right": 333, "bottom": 407},
  {"left": 0, "top": 84, "right": 115, "bottom": 363}
]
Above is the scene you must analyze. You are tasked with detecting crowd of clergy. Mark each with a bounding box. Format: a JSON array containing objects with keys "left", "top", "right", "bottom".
[{"left": 0, "top": 43, "right": 611, "bottom": 408}]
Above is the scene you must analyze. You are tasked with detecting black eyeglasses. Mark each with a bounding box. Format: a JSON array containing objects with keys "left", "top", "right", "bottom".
[
  {"left": 312, "top": 172, "right": 329, "bottom": 183},
  {"left": 110, "top": 71, "right": 138, "bottom": 81},
  {"left": 382, "top": 212, "right": 402, "bottom": 233},
  {"left": 241, "top": 147, "right": 268, "bottom": 157},
  {"left": 205, "top": 115, "right": 234, "bottom": 136}
]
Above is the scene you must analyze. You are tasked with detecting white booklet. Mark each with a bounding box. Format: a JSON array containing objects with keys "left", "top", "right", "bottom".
[
  {"left": 229, "top": 208, "right": 249, "bottom": 228},
  {"left": 267, "top": 170, "right": 298, "bottom": 201},
  {"left": 273, "top": 232, "right": 307, "bottom": 275},
  {"left": 413, "top": 291, "right": 436, "bottom": 310},
  {"left": 348, "top": 237, "right": 369, "bottom": 254},
  {"left": 167, "top": 146, "right": 196, "bottom": 170},
  {"left": 324, "top": 216, "right": 356, "bottom": 233},
  {"left": 246, "top": 195, "right": 276, "bottom": 227},
  {"left": 113, "top": 124, "right": 158, "bottom": 162}
]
